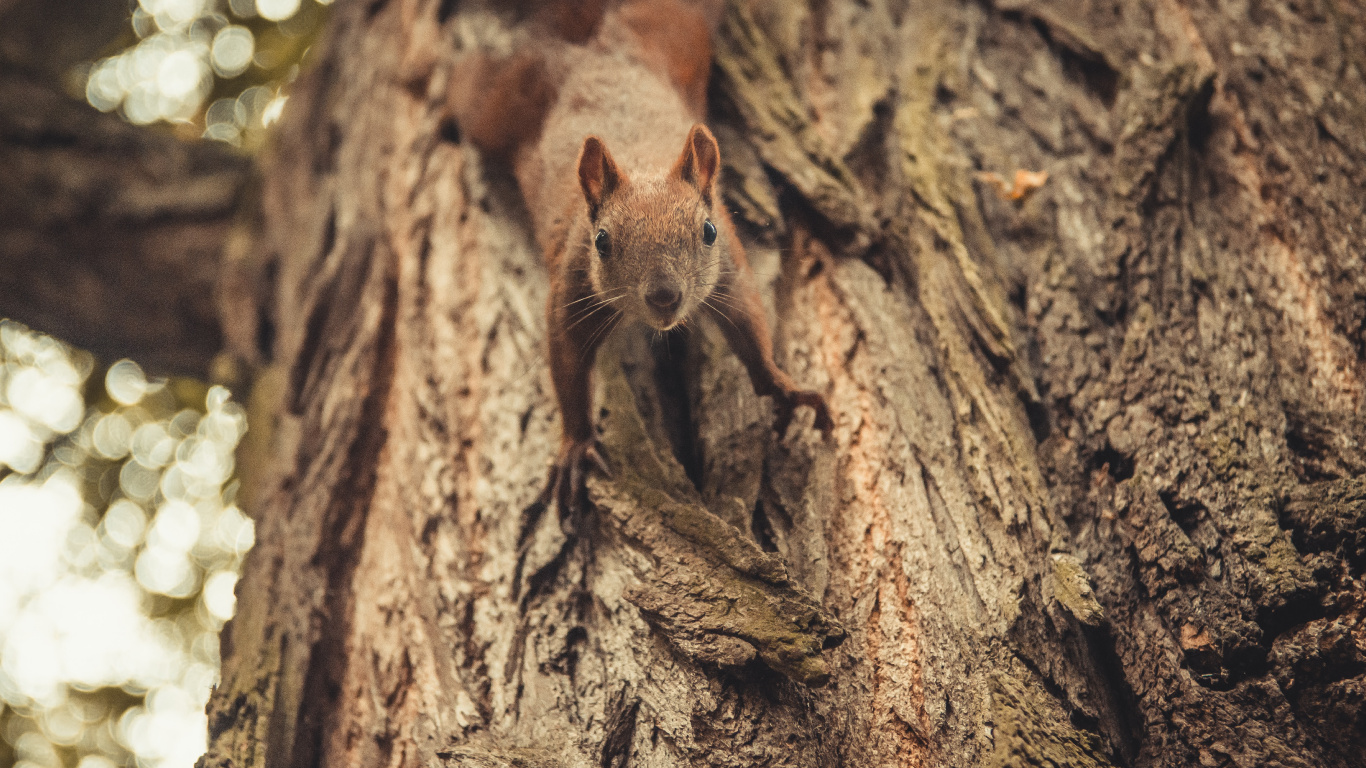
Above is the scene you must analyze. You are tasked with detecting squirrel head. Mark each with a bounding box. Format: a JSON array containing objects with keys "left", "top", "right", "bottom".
[{"left": 576, "top": 124, "right": 724, "bottom": 331}]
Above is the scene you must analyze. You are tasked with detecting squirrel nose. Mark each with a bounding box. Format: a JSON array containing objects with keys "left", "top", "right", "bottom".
[{"left": 645, "top": 285, "right": 682, "bottom": 313}]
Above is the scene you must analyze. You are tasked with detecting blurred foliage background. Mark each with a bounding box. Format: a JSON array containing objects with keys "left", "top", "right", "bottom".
[
  {"left": 80, "top": 0, "right": 332, "bottom": 149},
  {"left": 0, "top": 1, "right": 330, "bottom": 766},
  {"left": 0, "top": 323, "right": 251, "bottom": 768}
]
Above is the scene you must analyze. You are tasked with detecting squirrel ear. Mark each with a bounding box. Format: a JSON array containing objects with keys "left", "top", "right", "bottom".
[
  {"left": 578, "top": 136, "right": 622, "bottom": 218},
  {"left": 672, "top": 124, "right": 720, "bottom": 203}
]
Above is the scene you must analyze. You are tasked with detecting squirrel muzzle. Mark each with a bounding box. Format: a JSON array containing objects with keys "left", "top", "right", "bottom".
[{"left": 642, "top": 275, "right": 685, "bottom": 329}]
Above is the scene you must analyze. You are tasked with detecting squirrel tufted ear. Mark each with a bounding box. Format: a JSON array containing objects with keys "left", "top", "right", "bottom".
[
  {"left": 672, "top": 124, "right": 720, "bottom": 202},
  {"left": 577, "top": 136, "right": 622, "bottom": 219}
]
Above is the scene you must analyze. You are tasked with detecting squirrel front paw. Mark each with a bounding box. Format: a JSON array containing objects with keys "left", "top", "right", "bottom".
[
  {"left": 773, "top": 389, "right": 834, "bottom": 437},
  {"left": 536, "top": 437, "right": 611, "bottom": 532}
]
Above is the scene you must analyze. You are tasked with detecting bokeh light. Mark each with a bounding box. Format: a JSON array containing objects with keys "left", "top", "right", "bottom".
[
  {"left": 256, "top": 0, "right": 301, "bottom": 22},
  {"left": 6, "top": 1, "right": 328, "bottom": 763},
  {"left": 83, "top": 0, "right": 331, "bottom": 147},
  {"left": 210, "top": 26, "right": 254, "bottom": 78},
  {"left": 0, "top": 321, "right": 252, "bottom": 768}
]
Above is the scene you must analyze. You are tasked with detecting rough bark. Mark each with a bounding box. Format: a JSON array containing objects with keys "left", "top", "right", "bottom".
[{"left": 196, "top": 0, "right": 1366, "bottom": 767}]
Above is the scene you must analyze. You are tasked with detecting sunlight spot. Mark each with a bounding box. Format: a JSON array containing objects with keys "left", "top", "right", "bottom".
[
  {"left": 202, "top": 122, "right": 242, "bottom": 145},
  {"left": 205, "top": 97, "right": 246, "bottom": 128},
  {"left": 261, "top": 94, "right": 287, "bottom": 126},
  {"left": 201, "top": 406, "right": 246, "bottom": 445},
  {"left": 93, "top": 413, "right": 133, "bottom": 460},
  {"left": 149, "top": 500, "right": 201, "bottom": 553},
  {"left": 14, "top": 732, "right": 60, "bottom": 765},
  {"left": 206, "top": 385, "right": 230, "bottom": 411},
  {"left": 135, "top": 545, "right": 198, "bottom": 598},
  {"left": 119, "top": 685, "right": 209, "bottom": 767},
  {"left": 210, "top": 26, "right": 254, "bottom": 77},
  {"left": 0, "top": 409, "right": 42, "bottom": 473},
  {"left": 131, "top": 422, "right": 177, "bottom": 468},
  {"left": 201, "top": 571, "right": 238, "bottom": 622},
  {"left": 123, "top": 84, "right": 157, "bottom": 124},
  {"left": 127, "top": 36, "right": 173, "bottom": 85},
  {"left": 157, "top": 49, "right": 204, "bottom": 99},
  {"left": 256, "top": 0, "right": 300, "bottom": 22},
  {"left": 86, "top": 60, "right": 125, "bottom": 112},
  {"left": 235, "top": 85, "right": 272, "bottom": 126},
  {"left": 64, "top": 522, "right": 100, "bottom": 571},
  {"left": 120, "top": 459, "right": 162, "bottom": 502},
  {"left": 102, "top": 500, "right": 149, "bottom": 550},
  {"left": 159, "top": 464, "right": 190, "bottom": 502},
  {"left": 183, "top": 439, "right": 231, "bottom": 486},
  {"left": 212, "top": 505, "right": 255, "bottom": 555},
  {"left": 106, "top": 360, "right": 148, "bottom": 406},
  {"left": 0, "top": 473, "right": 83, "bottom": 597},
  {"left": 167, "top": 409, "right": 199, "bottom": 440},
  {"left": 140, "top": 0, "right": 210, "bottom": 27},
  {"left": 131, "top": 7, "right": 157, "bottom": 38},
  {"left": 7, "top": 368, "right": 82, "bottom": 433},
  {"left": 43, "top": 703, "right": 84, "bottom": 745}
]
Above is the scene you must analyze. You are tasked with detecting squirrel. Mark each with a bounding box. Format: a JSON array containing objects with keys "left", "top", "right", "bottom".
[{"left": 450, "top": 0, "right": 833, "bottom": 514}]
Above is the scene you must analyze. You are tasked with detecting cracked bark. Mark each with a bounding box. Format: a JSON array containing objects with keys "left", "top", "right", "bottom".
[{"left": 181, "top": 0, "right": 1366, "bottom": 766}]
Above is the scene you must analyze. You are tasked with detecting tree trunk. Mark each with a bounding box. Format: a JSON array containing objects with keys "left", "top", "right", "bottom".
[{"left": 201, "top": 0, "right": 1366, "bottom": 767}]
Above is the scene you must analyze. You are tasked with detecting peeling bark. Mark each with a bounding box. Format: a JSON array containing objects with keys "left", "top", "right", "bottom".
[{"left": 201, "top": 0, "right": 1366, "bottom": 767}]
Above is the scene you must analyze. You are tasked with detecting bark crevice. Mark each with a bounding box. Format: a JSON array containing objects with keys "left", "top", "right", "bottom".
[{"left": 194, "top": 0, "right": 1366, "bottom": 765}]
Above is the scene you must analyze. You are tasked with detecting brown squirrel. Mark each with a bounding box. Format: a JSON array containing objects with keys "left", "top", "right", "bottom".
[{"left": 451, "top": 0, "right": 833, "bottom": 513}]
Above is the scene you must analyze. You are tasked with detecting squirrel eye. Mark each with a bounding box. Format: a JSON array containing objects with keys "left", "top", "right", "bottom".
[
  {"left": 702, "top": 219, "right": 717, "bottom": 247},
  {"left": 594, "top": 229, "right": 610, "bottom": 257}
]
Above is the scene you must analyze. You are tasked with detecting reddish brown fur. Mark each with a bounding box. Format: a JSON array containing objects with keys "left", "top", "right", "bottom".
[
  {"left": 538, "top": 0, "right": 608, "bottom": 43},
  {"left": 446, "top": 52, "right": 556, "bottom": 159},
  {"left": 450, "top": 0, "right": 831, "bottom": 513},
  {"left": 613, "top": 0, "right": 715, "bottom": 115},
  {"left": 508, "top": 0, "right": 609, "bottom": 43}
]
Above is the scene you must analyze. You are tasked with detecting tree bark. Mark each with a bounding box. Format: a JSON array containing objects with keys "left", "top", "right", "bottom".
[{"left": 189, "top": 0, "right": 1366, "bottom": 766}]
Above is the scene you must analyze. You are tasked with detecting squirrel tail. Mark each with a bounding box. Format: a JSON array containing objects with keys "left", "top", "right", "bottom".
[
  {"left": 613, "top": 0, "right": 724, "bottom": 116},
  {"left": 447, "top": 50, "right": 557, "bottom": 160},
  {"left": 448, "top": 0, "right": 728, "bottom": 157},
  {"left": 447, "top": 0, "right": 610, "bottom": 158}
]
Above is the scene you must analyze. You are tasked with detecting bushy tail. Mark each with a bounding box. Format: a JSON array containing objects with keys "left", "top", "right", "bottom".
[
  {"left": 446, "top": 0, "right": 612, "bottom": 158},
  {"left": 612, "top": 0, "right": 724, "bottom": 116},
  {"left": 447, "top": 0, "right": 728, "bottom": 157},
  {"left": 447, "top": 50, "right": 558, "bottom": 159}
]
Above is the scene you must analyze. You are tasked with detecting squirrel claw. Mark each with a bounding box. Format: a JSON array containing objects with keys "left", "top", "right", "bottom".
[
  {"left": 774, "top": 390, "right": 834, "bottom": 438},
  {"left": 538, "top": 438, "right": 611, "bottom": 533},
  {"left": 584, "top": 443, "right": 612, "bottom": 478}
]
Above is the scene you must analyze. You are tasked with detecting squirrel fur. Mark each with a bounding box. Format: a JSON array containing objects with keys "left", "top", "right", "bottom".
[{"left": 450, "top": 0, "right": 833, "bottom": 512}]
